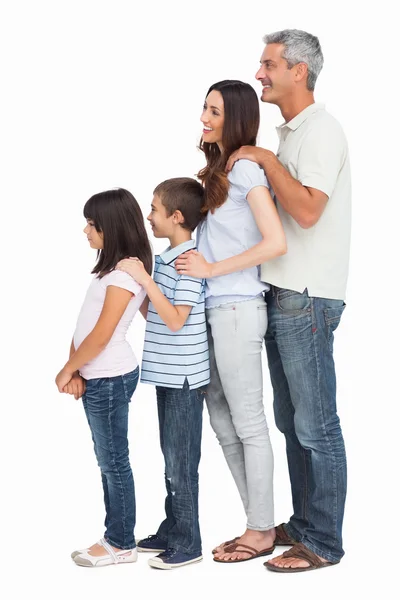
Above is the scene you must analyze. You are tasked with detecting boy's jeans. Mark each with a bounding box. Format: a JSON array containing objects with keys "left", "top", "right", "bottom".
[
  {"left": 265, "top": 286, "right": 346, "bottom": 563},
  {"left": 156, "top": 379, "right": 204, "bottom": 555},
  {"left": 82, "top": 367, "right": 139, "bottom": 550}
]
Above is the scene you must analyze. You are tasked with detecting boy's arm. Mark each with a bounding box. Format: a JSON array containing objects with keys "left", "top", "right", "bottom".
[
  {"left": 117, "top": 258, "right": 193, "bottom": 332},
  {"left": 139, "top": 295, "right": 150, "bottom": 319},
  {"left": 144, "top": 278, "right": 192, "bottom": 331},
  {"left": 56, "top": 285, "right": 133, "bottom": 392}
]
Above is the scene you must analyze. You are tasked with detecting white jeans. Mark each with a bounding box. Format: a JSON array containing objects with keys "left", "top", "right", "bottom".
[{"left": 206, "top": 296, "right": 274, "bottom": 531}]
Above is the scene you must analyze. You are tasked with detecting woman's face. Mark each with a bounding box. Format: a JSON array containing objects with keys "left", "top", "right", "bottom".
[{"left": 200, "top": 90, "right": 224, "bottom": 149}]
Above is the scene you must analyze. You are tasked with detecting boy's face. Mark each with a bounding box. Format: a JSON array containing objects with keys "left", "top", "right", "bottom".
[{"left": 147, "top": 193, "right": 175, "bottom": 238}]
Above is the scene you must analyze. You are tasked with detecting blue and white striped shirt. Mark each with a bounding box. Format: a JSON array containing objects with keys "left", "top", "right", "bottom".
[{"left": 141, "top": 239, "right": 210, "bottom": 390}]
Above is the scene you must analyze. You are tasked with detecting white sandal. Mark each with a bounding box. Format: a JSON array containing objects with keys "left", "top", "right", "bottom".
[{"left": 72, "top": 538, "right": 138, "bottom": 567}]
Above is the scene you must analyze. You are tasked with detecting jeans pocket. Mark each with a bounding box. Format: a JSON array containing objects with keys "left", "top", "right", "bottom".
[
  {"left": 323, "top": 302, "right": 346, "bottom": 348},
  {"left": 323, "top": 302, "right": 346, "bottom": 330},
  {"left": 276, "top": 288, "right": 311, "bottom": 313},
  {"left": 122, "top": 368, "right": 139, "bottom": 402},
  {"left": 257, "top": 303, "right": 268, "bottom": 336},
  {"left": 213, "top": 303, "right": 236, "bottom": 311}
]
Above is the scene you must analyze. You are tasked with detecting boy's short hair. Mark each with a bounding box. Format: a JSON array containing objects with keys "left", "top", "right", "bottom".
[{"left": 154, "top": 177, "right": 205, "bottom": 231}]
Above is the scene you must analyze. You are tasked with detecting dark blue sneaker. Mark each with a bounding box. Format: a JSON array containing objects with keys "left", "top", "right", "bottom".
[
  {"left": 137, "top": 534, "right": 168, "bottom": 553},
  {"left": 148, "top": 547, "right": 203, "bottom": 569}
]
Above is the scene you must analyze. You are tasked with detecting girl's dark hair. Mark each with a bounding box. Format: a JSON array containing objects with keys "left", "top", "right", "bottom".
[
  {"left": 84, "top": 188, "right": 153, "bottom": 278},
  {"left": 197, "top": 80, "right": 260, "bottom": 213}
]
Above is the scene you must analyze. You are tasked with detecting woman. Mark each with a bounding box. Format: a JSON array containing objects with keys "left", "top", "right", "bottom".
[{"left": 175, "top": 80, "right": 286, "bottom": 563}]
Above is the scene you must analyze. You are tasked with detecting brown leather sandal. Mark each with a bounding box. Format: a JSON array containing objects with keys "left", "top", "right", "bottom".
[
  {"left": 264, "top": 542, "right": 339, "bottom": 573},
  {"left": 213, "top": 541, "right": 275, "bottom": 563},
  {"left": 274, "top": 523, "right": 297, "bottom": 546},
  {"left": 212, "top": 536, "right": 240, "bottom": 554}
]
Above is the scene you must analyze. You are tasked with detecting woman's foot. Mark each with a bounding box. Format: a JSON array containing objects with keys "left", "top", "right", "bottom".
[{"left": 213, "top": 527, "right": 275, "bottom": 562}]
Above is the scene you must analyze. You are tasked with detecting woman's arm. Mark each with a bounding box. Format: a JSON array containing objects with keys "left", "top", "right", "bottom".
[
  {"left": 55, "top": 285, "right": 133, "bottom": 391},
  {"left": 175, "top": 185, "right": 287, "bottom": 278}
]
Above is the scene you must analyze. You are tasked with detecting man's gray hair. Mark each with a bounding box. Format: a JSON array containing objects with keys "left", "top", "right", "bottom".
[{"left": 263, "top": 29, "right": 323, "bottom": 91}]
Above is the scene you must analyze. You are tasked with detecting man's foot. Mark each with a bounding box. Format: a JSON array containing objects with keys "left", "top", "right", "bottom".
[
  {"left": 214, "top": 528, "right": 275, "bottom": 562},
  {"left": 148, "top": 548, "right": 203, "bottom": 569},
  {"left": 265, "top": 543, "right": 335, "bottom": 573}
]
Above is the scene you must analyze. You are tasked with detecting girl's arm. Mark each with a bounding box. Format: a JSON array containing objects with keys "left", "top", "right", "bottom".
[
  {"left": 62, "top": 340, "right": 86, "bottom": 399},
  {"left": 174, "top": 185, "right": 287, "bottom": 278},
  {"left": 117, "top": 259, "right": 193, "bottom": 332},
  {"left": 55, "top": 286, "right": 133, "bottom": 391}
]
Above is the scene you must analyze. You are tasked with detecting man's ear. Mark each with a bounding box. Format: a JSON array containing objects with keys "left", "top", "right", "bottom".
[
  {"left": 172, "top": 209, "right": 185, "bottom": 226},
  {"left": 294, "top": 62, "right": 308, "bottom": 84}
]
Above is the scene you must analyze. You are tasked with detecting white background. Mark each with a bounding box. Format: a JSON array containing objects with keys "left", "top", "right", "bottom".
[{"left": 1, "top": 1, "right": 399, "bottom": 598}]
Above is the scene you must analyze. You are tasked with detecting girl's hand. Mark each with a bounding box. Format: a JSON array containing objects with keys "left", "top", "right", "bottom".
[
  {"left": 175, "top": 250, "right": 213, "bottom": 278},
  {"left": 63, "top": 373, "right": 86, "bottom": 400},
  {"left": 117, "top": 258, "right": 150, "bottom": 286},
  {"left": 55, "top": 367, "right": 74, "bottom": 392}
]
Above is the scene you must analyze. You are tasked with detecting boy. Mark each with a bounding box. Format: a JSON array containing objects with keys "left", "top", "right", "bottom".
[{"left": 117, "top": 177, "right": 209, "bottom": 569}]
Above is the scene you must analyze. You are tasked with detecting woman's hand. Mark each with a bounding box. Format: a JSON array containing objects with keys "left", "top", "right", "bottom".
[
  {"left": 117, "top": 258, "right": 151, "bottom": 286},
  {"left": 175, "top": 250, "right": 213, "bottom": 279}
]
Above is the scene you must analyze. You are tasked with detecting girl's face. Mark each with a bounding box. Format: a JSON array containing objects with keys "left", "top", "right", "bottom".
[
  {"left": 84, "top": 219, "right": 104, "bottom": 249},
  {"left": 201, "top": 90, "right": 224, "bottom": 149}
]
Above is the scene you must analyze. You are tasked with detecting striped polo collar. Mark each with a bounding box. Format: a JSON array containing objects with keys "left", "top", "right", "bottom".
[{"left": 159, "top": 239, "right": 196, "bottom": 265}]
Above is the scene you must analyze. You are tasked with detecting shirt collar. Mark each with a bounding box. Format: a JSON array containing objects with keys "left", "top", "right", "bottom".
[
  {"left": 276, "top": 102, "right": 325, "bottom": 133},
  {"left": 159, "top": 239, "right": 196, "bottom": 265}
]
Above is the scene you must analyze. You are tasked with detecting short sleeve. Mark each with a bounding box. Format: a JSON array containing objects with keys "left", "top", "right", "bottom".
[
  {"left": 103, "top": 269, "right": 143, "bottom": 296},
  {"left": 174, "top": 275, "right": 204, "bottom": 307},
  {"left": 228, "top": 158, "right": 270, "bottom": 201},
  {"left": 297, "top": 120, "right": 348, "bottom": 198}
]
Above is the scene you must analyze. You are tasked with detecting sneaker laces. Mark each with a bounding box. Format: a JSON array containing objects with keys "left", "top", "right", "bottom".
[{"left": 160, "top": 548, "right": 177, "bottom": 558}]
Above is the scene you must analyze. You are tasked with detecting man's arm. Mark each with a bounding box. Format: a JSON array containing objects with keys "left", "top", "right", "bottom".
[{"left": 226, "top": 147, "right": 328, "bottom": 229}]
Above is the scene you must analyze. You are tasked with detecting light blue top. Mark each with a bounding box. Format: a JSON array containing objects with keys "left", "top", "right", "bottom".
[
  {"left": 141, "top": 239, "right": 210, "bottom": 390},
  {"left": 197, "top": 159, "right": 270, "bottom": 308}
]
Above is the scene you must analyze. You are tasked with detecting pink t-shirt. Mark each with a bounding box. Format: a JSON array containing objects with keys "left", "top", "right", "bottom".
[{"left": 73, "top": 269, "right": 146, "bottom": 380}]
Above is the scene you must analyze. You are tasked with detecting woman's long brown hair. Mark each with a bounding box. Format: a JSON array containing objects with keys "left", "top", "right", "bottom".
[{"left": 197, "top": 80, "right": 260, "bottom": 213}]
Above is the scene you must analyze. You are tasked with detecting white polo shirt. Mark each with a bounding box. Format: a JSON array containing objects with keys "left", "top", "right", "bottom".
[{"left": 261, "top": 103, "right": 351, "bottom": 300}]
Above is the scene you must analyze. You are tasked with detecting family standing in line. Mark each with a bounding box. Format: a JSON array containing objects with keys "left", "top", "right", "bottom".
[{"left": 56, "top": 28, "right": 351, "bottom": 574}]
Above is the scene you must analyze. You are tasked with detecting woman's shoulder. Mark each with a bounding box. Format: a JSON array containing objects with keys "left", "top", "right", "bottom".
[{"left": 228, "top": 158, "right": 269, "bottom": 192}]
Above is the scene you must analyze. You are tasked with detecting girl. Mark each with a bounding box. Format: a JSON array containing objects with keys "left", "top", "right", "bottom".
[
  {"left": 175, "top": 80, "right": 287, "bottom": 563},
  {"left": 55, "top": 188, "right": 152, "bottom": 567}
]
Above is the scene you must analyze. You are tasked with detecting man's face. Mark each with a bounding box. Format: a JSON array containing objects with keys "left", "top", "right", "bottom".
[{"left": 255, "top": 43, "right": 297, "bottom": 106}]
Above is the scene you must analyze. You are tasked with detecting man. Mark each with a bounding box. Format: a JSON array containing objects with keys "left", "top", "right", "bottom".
[{"left": 227, "top": 29, "right": 351, "bottom": 573}]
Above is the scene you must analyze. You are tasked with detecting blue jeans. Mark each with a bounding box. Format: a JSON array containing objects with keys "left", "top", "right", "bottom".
[
  {"left": 265, "top": 287, "right": 346, "bottom": 563},
  {"left": 82, "top": 367, "right": 139, "bottom": 550},
  {"left": 155, "top": 379, "right": 205, "bottom": 554}
]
